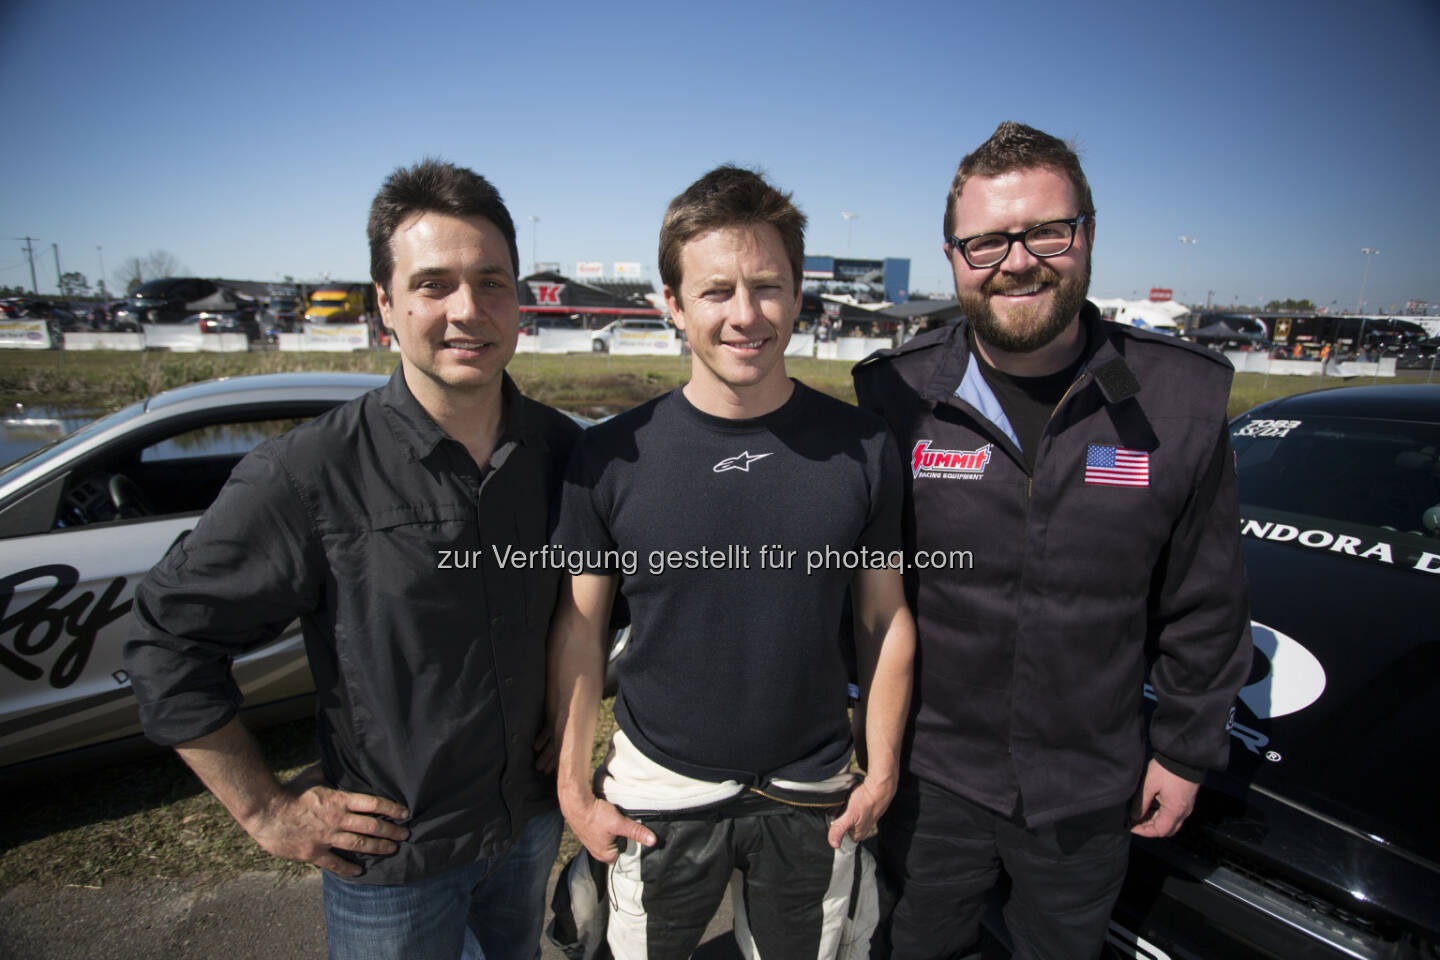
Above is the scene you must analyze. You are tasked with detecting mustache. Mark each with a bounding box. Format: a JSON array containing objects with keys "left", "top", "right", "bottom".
[{"left": 983, "top": 266, "right": 1056, "bottom": 296}]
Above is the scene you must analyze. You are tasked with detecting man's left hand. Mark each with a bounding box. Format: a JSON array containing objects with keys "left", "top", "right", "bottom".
[
  {"left": 1129, "top": 759, "right": 1200, "bottom": 838},
  {"left": 827, "top": 777, "right": 895, "bottom": 848}
]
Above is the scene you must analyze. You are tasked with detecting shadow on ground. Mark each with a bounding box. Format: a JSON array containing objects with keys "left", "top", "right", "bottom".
[{"left": 0, "top": 718, "right": 317, "bottom": 880}]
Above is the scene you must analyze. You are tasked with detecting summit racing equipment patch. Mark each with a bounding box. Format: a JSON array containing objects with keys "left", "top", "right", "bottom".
[{"left": 911, "top": 440, "right": 992, "bottom": 480}]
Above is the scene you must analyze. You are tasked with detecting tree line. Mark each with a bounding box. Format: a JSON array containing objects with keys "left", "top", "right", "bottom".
[{"left": 3, "top": 250, "right": 188, "bottom": 300}]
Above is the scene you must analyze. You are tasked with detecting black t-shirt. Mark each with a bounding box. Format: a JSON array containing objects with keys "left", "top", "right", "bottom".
[
  {"left": 553, "top": 382, "right": 902, "bottom": 784},
  {"left": 971, "top": 330, "right": 1086, "bottom": 473}
]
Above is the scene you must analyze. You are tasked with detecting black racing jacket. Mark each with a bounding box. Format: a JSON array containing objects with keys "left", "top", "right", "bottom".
[
  {"left": 853, "top": 306, "right": 1252, "bottom": 826},
  {"left": 126, "top": 368, "right": 580, "bottom": 883}
]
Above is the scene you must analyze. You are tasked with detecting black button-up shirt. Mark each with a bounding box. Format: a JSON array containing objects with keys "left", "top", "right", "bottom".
[{"left": 126, "top": 368, "right": 580, "bottom": 883}]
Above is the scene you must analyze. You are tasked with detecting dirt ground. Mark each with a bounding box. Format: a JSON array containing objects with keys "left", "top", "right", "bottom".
[{"left": 0, "top": 864, "right": 741, "bottom": 960}]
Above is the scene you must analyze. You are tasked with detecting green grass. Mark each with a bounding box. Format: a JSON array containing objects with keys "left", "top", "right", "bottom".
[
  {"left": 3, "top": 349, "right": 1430, "bottom": 423},
  {"left": 0, "top": 349, "right": 860, "bottom": 416},
  {"left": 0, "top": 718, "right": 321, "bottom": 891}
]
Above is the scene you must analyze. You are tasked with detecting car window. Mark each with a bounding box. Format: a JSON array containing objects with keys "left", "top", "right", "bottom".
[
  {"left": 56, "top": 416, "right": 313, "bottom": 529},
  {"left": 1232, "top": 413, "right": 1440, "bottom": 567},
  {"left": 140, "top": 418, "right": 310, "bottom": 462},
  {"left": 0, "top": 402, "right": 145, "bottom": 486}
]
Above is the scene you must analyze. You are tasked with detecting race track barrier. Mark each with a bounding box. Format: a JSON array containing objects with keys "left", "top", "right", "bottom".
[
  {"left": 1223, "top": 351, "right": 1398, "bottom": 378},
  {"left": 785, "top": 334, "right": 815, "bottom": 356},
  {"left": 277, "top": 323, "right": 371, "bottom": 351},
  {"left": 0, "top": 320, "right": 53, "bottom": 349},
  {"left": 817, "top": 337, "right": 893, "bottom": 362},
  {"left": 606, "top": 330, "right": 682, "bottom": 356},
  {"left": 62, "top": 332, "right": 146, "bottom": 351},
  {"left": 515, "top": 329, "right": 597, "bottom": 354},
  {"left": 141, "top": 325, "right": 249, "bottom": 352}
]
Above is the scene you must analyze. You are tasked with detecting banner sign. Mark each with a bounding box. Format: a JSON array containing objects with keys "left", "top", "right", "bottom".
[
  {"left": 607, "top": 327, "right": 678, "bottom": 355},
  {"left": 0, "top": 320, "right": 52, "bottom": 349},
  {"left": 302, "top": 323, "right": 368, "bottom": 349}
]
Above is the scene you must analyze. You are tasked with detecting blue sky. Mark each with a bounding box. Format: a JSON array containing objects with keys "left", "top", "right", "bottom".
[{"left": 2, "top": 0, "right": 1437, "bottom": 312}]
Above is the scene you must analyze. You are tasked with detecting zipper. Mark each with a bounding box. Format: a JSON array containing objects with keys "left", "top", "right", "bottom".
[{"left": 1010, "top": 368, "right": 1089, "bottom": 771}]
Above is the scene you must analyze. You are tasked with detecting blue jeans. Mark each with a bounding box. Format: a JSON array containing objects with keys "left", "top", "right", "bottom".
[{"left": 322, "top": 808, "right": 562, "bottom": 960}]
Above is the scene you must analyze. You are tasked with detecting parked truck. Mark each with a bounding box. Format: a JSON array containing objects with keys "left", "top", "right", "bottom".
[{"left": 304, "top": 283, "right": 375, "bottom": 324}]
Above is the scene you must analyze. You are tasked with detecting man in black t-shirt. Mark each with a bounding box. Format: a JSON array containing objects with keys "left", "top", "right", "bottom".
[{"left": 548, "top": 166, "right": 916, "bottom": 959}]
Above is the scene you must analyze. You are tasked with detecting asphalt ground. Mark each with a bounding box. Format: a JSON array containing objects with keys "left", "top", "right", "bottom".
[{"left": 0, "top": 863, "right": 742, "bottom": 960}]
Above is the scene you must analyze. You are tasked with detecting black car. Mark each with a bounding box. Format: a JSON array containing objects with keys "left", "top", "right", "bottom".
[
  {"left": 121, "top": 277, "right": 259, "bottom": 339},
  {"left": 265, "top": 295, "right": 304, "bottom": 336},
  {"left": 194, "top": 310, "right": 262, "bottom": 342},
  {"left": 1107, "top": 384, "right": 1439, "bottom": 959}
]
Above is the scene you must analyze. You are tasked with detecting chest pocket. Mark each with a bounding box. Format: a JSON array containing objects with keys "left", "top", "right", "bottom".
[
  {"left": 364, "top": 505, "right": 477, "bottom": 602},
  {"left": 1037, "top": 440, "right": 1192, "bottom": 600}
]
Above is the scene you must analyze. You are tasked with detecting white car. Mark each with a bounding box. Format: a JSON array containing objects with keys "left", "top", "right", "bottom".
[
  {"left": 0, "top": 373, "right": 389, "bottom": 777},
  {"left": 590, "top": 318, "right": 675, "bottom": 353}
]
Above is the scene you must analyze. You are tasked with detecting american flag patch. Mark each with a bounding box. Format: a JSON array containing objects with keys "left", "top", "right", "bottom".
[{"left": 1084, "top": 444, "right": 1150, "bottom": 487}]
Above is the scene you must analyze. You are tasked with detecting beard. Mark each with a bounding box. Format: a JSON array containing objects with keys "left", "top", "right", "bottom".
[{"left": 958, "top": 255, "right": 1091, "bottom": 354}]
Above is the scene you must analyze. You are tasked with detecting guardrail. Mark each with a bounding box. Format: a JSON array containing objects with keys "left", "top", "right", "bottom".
[
  {"left": 1223, "top": 350, "right": 1399, "bottom": 378},
  {"left": 276, "top": 323, "right": 371, "bottom": 351},
  {"left": 5, "top": 323, "right": 906, "bottom": 362}
]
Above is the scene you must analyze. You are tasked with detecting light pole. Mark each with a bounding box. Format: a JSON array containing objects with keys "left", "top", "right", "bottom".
[
  {"left": 841, "top": 212, "right": 858, "bottom": 253},
  {"left": 1356, "top": 248, "right": 1379, "bottom": 313},
  {"left": 19, "top": 237, "right": 38, "bottom": 293},
  {"left": 1178, "top": 236, "right": 1197, "bottom": 306},
  {"left": 528, "top": 216, "right": 540, "bottom": 276},
  {"left": 97, "top": 246, "right": 106, "bottom": 299}
]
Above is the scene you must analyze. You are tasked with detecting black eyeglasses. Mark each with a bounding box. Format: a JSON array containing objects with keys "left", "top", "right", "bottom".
[{"left": 946, "top": 214, "right": 1091, "bottom": 269}]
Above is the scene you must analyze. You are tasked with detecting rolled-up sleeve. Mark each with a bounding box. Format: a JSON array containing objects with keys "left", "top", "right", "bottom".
[{"left": 124, "top": 445, "right": 322, "bottom": 746}]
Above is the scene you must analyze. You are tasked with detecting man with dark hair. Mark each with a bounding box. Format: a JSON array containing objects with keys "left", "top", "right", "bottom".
[
  {"left": 548, "top": 165, "right": 916, "bottom": 958},
  {"left": 854, "top": 123, "right": 1251, "bottom": 959},
  {"left": 125, "top": 159, "right": 579, "bottom": 959}
]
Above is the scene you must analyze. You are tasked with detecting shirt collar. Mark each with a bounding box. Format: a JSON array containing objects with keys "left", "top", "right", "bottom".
[
  {"left": 379, "top": 365, "right": 544, "bottom": 464},
  {"left": 925, "top": 300, "right": 1140, "bottom": 408}
]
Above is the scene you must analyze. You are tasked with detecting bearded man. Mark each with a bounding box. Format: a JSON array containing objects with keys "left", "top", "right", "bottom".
[{"left": 853, "top": 122, "right": 1252, "bottom": 960}]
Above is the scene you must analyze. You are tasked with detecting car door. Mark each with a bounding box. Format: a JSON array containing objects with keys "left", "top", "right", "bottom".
[
  {"left": 0, "top": 514, "right": 209, "bottom": 766},
  {"left": 0, "top": 405, "right": 333, "bottom": 771}
]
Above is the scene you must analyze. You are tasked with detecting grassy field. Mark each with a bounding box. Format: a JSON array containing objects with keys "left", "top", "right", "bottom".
[
  {"left": 1, "top": 347, "right": 1431, "bottom": 422},
  {"left": 0, "top": 346, "right": 1433, "bottom": 891},
  {"left": 0, "top": 348, "right": 857, "bottom": 418}
]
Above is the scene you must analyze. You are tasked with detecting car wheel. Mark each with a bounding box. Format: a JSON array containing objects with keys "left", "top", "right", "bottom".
[{"left": 592, "top": 340, "right": 608, "bottom": 353}]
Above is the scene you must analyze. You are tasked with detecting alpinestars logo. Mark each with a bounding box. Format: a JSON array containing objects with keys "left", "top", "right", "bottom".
[
  {"left": 713, "top": 451, "right": 773, "bottom": 473},
  {"left": 911, "top": 440, "right": 992, "bottom": 480}
]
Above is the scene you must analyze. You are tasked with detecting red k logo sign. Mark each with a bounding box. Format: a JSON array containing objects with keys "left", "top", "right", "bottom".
[{"left": 529, "top": 282, "right": 563, "bottom": 305}]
